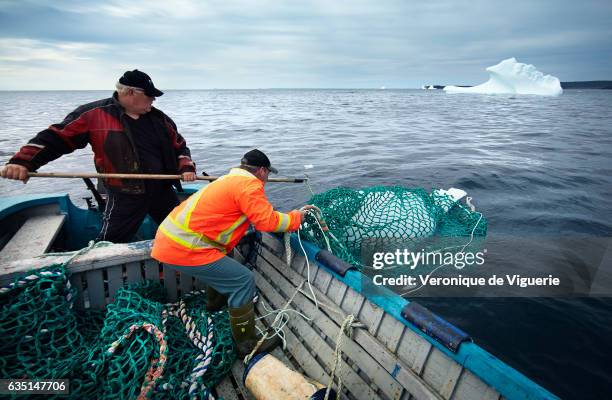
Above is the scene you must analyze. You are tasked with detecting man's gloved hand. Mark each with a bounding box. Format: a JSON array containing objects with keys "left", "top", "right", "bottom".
[{"left": 299, "top": 204, "right": 317, "bottom": 223}]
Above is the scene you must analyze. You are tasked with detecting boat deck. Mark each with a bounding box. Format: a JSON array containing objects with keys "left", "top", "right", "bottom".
[{"left": 0, "top": 233, "right": 555, "bottom": 399}]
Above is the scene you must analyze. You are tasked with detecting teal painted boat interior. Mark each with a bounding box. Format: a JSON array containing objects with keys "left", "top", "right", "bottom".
[{"left": 0, "top": 185, "right": 202, "bottom": 251}]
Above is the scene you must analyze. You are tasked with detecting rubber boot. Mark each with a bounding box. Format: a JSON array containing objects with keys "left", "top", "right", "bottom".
[
  {"left": 229, "top": 302, "right": 281, "bottom": 358},
  {"left": 205, "top": 286, "right": 228, "bottom": 313}
]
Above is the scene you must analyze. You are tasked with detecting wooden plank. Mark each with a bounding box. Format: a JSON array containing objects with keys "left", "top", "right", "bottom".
[
  {"left": 106, "top": 265, "right": 124, "bottom": 303},
  {"left": 397, "top": 329, "right": 433, "bottom": 375},
  {"left": 313, "top": 267, "right": 333, "bottom": 294},
  {"left": 162, "top": 264, "right": 178, "bottom": 302},
  {"left": 422, "top": 350, "right": 463, "bottom": 397},
  {"left": 214, "top": 377, "right": 239, "bottom": 400},
  {"left": 260, "top": 245, "right": 324, "bottom": 297},
  {"left": 69, "top": 273, "right": 85, "bottom": 309},
  {"left": 254, "top": 267, "right": 380, "bottom": 400},
  {"left": 85, "top": 269, "right": 105, "bottom": 309},
  {"left": 251, "top": 308, "right": 297, "bottom": 369},
  {"left": 291, "top": 253, "right": 308, "bottom": 277},
  {"left": 0, "top": 214, "right": 66, "bottom": 263},
  {"left": 451, "top": 370, "right": 501, "bottom": 400},
  {"left": 125, "top": 261, "right": 143, "bottom": 285},
  {"left": 358, "top": 298, "right": 385, "bottom": 336},
  {"left": 258, "top": 246, "right": 350, "bottom": 329},
  {"left": 0, "top": 241, "right": 154, "bottom": 286},
  {"left": 261, "top": 232, "right": 284, "bottom": 255},
  {"left": 257, "top": 259, "right": 404, "bottom": 400},
  {"left": 144, "top": 259, "right": 160, "bottom": 282},
  {"left": 259, "top": 245, "right": 362, "bottom": 325},
  {"left": 257, "top": 244, "right": 442, "bottom": 400},
  {"left": 230, "top": 360, "right": 256, "bottom": 400},
  {"left": 327, "top": 278, "right": 349, "bottom": 306},
  {"left": 340, "top": 287, "right": 366, "bottom": 318},
  {"left": 439, "top": 361, "right": 463, "bottom": 400},
  {"left": 254, "top": 296, "right": 331, "bottom": 389},
  {"left": 351, "top": 329, "right": 441, "bottom": 400},
  {"left": 377, "top": 314, "right": 406, "bottom": 354}
]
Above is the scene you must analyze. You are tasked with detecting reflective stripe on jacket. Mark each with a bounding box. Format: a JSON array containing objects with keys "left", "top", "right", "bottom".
[{"left": 151, "top": 168, "right": 302, "bottom": 266}]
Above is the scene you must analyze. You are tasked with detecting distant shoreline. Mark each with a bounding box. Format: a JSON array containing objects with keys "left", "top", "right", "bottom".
[
  {"left": 560, "top": 81, "right": 612, "bottom": 89},
  {"left": 423, "top": 81, "right": 612, "bottom": 90}
]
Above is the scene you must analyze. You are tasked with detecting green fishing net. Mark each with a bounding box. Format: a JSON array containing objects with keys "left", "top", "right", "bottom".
[
  {"left": 299, "top": 186, "right": 487, "bottom": 269},
  {"left": 0, "top": 266, "right": 235, "bottom": 399}
]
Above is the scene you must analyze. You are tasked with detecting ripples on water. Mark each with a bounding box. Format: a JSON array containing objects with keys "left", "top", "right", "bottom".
[{"left": 1, "top": 89, "right": 611, "bottom": 398}]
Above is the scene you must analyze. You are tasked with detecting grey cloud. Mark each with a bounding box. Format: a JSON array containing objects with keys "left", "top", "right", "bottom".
[{"left": 0, "top": 0, "right": 611, "bottom": 89}]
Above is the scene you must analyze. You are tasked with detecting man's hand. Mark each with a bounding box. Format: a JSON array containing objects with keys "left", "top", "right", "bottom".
[
  {"left": 299, "top": 204, "right": 318, "bottom": 223},
  {"left": 0, "top": 164, "right": 29, "bottom": 183},
  {"left": 181, "top": 171, "right": 197, "bottom": 182}
]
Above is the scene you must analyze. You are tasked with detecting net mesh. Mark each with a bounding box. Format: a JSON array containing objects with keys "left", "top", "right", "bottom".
[
  {"left": 0, "top": 266, "right": 235, "bottom": 399},
  {"left": 299, "top": 186, "right": 487, "bottom": 269}
]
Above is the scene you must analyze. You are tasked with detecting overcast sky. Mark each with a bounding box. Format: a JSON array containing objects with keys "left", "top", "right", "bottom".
[{"left": 0, "top": 0, "right": 611, "bottom": 90}]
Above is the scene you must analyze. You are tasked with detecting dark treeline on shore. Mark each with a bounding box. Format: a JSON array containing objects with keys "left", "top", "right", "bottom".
[
  {"left": 561, "top": 81, "right": 612, "bottom": 89},
  {"left": 425, "top": 81, "right": 612, "bottom": 90}
]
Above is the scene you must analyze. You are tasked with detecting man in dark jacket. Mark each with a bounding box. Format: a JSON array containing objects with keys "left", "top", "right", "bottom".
[{"left": 0, "top": 69, "right": 199, "bottom": 243}]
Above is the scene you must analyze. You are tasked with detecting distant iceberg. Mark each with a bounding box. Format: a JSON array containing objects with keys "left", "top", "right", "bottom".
[{"left": 444, "top": 58, "right": 563, "bottom": 96}]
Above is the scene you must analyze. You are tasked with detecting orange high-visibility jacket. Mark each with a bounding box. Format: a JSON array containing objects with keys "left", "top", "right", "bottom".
[{"left": 151, "top": 167, "right": 302, "bottom": 266}]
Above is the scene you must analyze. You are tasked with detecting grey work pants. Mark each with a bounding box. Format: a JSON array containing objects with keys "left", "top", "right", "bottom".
[{"left": 167, "top": 256, "right": 255, "bottom": 307}]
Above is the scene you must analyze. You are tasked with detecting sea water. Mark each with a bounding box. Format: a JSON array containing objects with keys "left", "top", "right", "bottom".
[{"left": 1, "top": 89, "right": 611, "bottom": 399}]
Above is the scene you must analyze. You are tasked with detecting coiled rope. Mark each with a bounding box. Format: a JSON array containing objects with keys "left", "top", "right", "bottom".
[
  {"left": 107, "top": 322, "right": 169, "bottom": 400},
  {"left": 160, "top": 290, "right": 216, "bottom": 400}
]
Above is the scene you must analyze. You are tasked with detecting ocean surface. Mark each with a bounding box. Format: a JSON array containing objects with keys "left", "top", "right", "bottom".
[{"left": 1, "top": 89, "right": 611, "bottom": 399}]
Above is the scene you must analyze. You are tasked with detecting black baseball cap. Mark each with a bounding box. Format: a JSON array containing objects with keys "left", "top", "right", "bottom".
[
  {"left": 241, "top": 149, "right": 278, "bottom": 174},
  {"left": 119, "top": 69, "right": 164, "bottom": 97}
]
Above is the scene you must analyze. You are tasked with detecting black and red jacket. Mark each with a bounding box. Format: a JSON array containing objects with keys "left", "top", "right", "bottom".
[{"left": 8, "top": 92, "right": 196, "bottom": 194}]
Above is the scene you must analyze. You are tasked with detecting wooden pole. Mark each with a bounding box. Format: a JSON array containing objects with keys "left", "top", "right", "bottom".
[{"left": 27, "top": 172, "right": 307, "bottom": 183}]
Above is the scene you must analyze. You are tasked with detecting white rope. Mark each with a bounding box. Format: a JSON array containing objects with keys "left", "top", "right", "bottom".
[
  {"left": 304, "top": 173, "right": 315, "bottom": 196},
  {"left": 466, "top": 196, "right": 476, "bottom": 212},
  {"left": 41, "top": 240, "right": 114, "bottom": 263},
  {"left": 296, "top": 228, "right": 320, "bottom": 311},
  {"left": 325, "top": 314, "right": 355, "bottom": 400},
  {"left": 244, "top": 281, "right": 305, "bottom": 364},
  {"left": 302, "top": 207, "right": 332, "bottom": 251},
  {"left": 161, "top": 290, "right": 215, "bottom": 400},
  {"left": 399, "top": 210, "right": 484, "bottom": 296},
  {"left": 284, "top": 233, "right": 292, "bottom": 266}
]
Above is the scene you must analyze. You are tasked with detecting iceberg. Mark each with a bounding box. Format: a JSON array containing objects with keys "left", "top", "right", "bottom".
[{"left": 444, "top": 58, "right": 563, "bottom": 96}]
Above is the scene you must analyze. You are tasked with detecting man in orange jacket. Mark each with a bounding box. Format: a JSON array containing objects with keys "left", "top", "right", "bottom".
[{"left": 152, "top": 149, "right": 311, "bottom": 357}]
